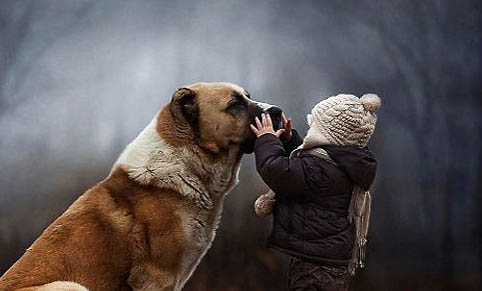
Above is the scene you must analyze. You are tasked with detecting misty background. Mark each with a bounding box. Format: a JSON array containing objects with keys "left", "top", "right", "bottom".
[{"left": 0, "top": 0, "right": 481, "bottom": 290}]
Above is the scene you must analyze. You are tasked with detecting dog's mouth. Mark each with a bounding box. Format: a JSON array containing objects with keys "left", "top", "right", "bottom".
[
  {"left": 240, "top": 131, "right": 257, "bottom": 154},
  {"left": 271, "top": 115, "right": 283, "bottom": 132}
]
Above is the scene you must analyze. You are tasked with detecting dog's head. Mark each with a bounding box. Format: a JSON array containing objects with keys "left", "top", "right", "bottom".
[{"left": 167, "top": 82, "right": 282, "bottom": 154}]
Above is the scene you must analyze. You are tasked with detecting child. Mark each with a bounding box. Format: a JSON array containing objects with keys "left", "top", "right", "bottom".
[{"left": 250, "top": 94, "right": 380, "bottom": 291}]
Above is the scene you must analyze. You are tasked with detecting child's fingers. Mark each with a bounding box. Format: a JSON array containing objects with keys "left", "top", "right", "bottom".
[
  {"left": 275, "top": 128, "right": 286, "bottom": 138},
  {"left": 282, "top": 112, "right": 288, "bottom": 125},
  {"left": 250, "top": 124, "right": 259, "bottom": 135},
  {"left": 286, "top": 118, "right": 292, "bottom": 131},
  {"left": 255, "top": 116, "right": 262, "bottom": 129},
  {"left": 282, "top": 113, "right": 292, "bottom": 132},
  {"left": 261, "top": 113, "right": 267, "bottom": 127},
  {"left": 266, "top": 114, "right": 273, "bottom": 129}
]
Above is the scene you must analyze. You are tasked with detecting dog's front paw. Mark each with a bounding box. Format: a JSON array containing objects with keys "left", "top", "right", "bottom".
[{"left": 254, "top": 190, "right": 276, "bottom": 217}]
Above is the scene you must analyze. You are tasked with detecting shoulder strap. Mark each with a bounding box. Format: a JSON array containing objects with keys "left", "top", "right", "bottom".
[{"left": 299, "top": 147, "right": 337, "bottom": 166}]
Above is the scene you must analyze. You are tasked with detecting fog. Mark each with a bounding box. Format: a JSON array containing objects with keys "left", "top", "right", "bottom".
[{"left": 1, "top": 0, "right": 481, "bottom": 290}]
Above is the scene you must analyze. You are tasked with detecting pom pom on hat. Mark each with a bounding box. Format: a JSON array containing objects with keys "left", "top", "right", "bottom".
[{"left": 360, "top": 94, "right": 381, "bottom": 114}]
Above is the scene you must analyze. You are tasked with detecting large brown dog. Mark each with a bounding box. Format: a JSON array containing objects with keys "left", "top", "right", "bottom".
[{"left": 0, "top": 82, "right": 282, "bottom": 291}]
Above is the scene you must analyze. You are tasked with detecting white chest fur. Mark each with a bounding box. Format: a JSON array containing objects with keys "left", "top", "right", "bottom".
[
  {"left": 174, "top": 201, "right": 225, "bottom": 290},
  {"left": 128, "top": 203, "right": 224, "bottom": 291},
  {"left": 114, "top": 115, "right": 240, "bottom": 209},
  {"left": 115, "top": 114, "right": 241, "bottom": 290}
]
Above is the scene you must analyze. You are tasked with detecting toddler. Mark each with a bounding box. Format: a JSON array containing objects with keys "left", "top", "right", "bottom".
[{"left": 250, "top": 94, "right": 380, "bottom": 291}]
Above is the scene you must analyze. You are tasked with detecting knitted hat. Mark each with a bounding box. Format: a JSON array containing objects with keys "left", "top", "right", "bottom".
[{"left": 301, "top": 94, "right": 381, "bottom": 149}]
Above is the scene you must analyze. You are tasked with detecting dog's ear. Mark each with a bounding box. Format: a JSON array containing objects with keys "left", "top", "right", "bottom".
[{"left": 170, "top": 87, "right": 199, "bottom": 135}]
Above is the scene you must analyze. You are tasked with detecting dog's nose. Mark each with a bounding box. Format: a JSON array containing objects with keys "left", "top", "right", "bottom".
[
  {"left": 266, "top": 106, "right": 282, "bottom": 118},
  {"left": 265, "top": 106, "right": 283, "bottom": 131}
]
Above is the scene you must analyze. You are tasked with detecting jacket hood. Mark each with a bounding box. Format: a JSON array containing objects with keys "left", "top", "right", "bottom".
[{"left": 321, "top": 145, "right": 377, "bottom": 190}]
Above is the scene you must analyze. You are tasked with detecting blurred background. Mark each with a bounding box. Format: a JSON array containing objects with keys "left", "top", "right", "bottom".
[{"left": 0, "top": 0, "right": 481, "bottom": 290}]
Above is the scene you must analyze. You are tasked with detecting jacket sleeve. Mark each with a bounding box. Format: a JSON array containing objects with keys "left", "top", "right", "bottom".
[
  {"left": 253, "top": 134, "right": 312, "bottom": 201},
  {"left": 282, "top": 129, "right": 303, "bottom": 155}
]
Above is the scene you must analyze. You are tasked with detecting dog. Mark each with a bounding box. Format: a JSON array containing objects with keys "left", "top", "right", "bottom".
[{"left": 0, "top": 82, "right": 283, "bottom": 291}]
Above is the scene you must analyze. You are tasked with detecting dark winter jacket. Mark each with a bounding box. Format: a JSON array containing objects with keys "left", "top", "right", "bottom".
[{"left": 253, "top": 130, "right": 377, "bottom": 266}]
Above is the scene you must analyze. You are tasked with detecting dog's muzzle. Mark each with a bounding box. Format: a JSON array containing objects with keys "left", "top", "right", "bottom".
[
  {"left": 241, "top": 101, "right": 284, "bottom": 154},
  {"left": 265, "top": 106, "right": 283, "bottom": 131},
  {"left": 254, "top": 102, "right": 283, "bottom": 131}
]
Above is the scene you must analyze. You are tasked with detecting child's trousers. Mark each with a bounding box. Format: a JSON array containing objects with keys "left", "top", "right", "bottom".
[{"left": 288, "top": 257, "right": 349, "bottom": 291}]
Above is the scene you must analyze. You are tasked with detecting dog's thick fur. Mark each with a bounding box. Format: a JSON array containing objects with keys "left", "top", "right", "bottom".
[{"left": 0, "top": 82, "right": 277, "bottom": 291}]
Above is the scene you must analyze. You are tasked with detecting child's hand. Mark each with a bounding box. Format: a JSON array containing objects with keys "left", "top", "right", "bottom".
[
  {"left": 250, "top": 113, "right": 286, "bottom": 138},
  {"left": 280, "top": 112, "right": 293, "bottom": 142}
]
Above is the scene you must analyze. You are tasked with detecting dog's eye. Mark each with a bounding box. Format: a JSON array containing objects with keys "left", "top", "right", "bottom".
[{"left": 227, "top": 99, "right": 246, "bottom": 113}]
